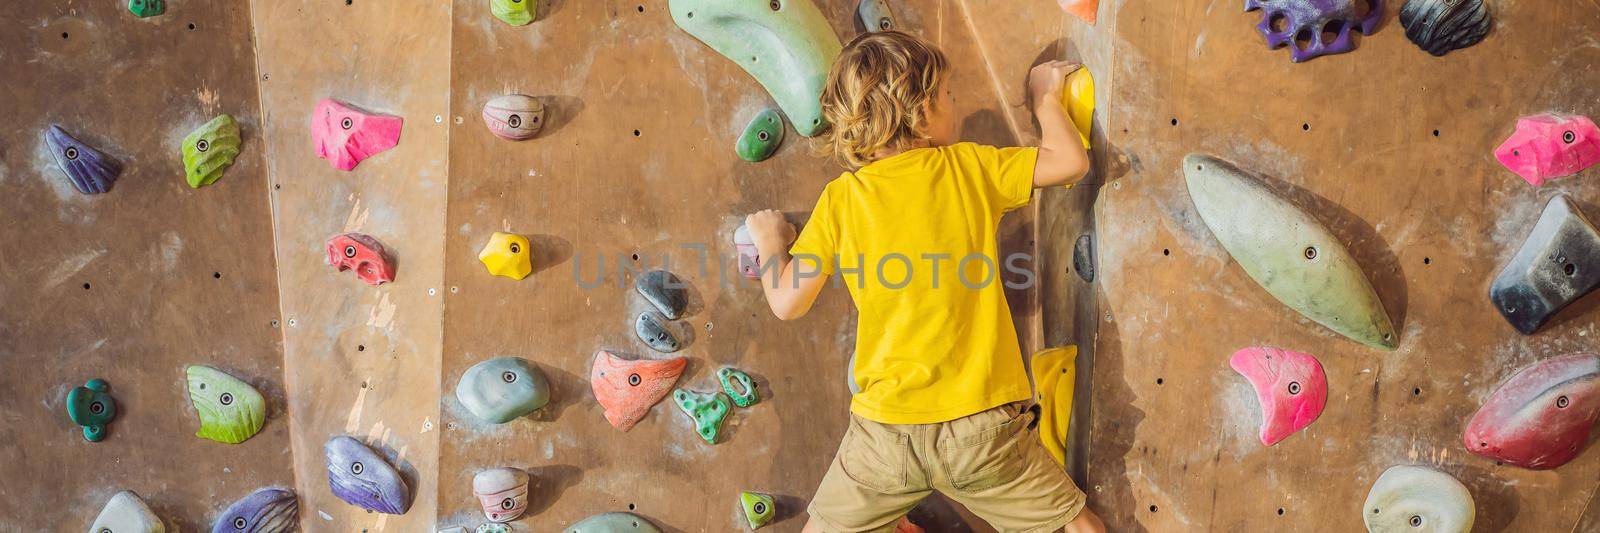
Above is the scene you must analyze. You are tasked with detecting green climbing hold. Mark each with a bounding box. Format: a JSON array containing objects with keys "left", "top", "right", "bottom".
[
  {"left": 740, "top": 491, "right": 776, "bottom": 530},
  {"left": 128, "top": 0, "right": 164, "bottom": 17},
  {"left": 181, "top": 114, "right": 241, "bottom": 189},
  {"left": 718, "top": 367, "right": 760, "bottom": 407},
  {"left": 475, "top": 523, "right": 511, "bottom": 533},
  {"left": 673, "top": 389, "right": 731, "bottom": 444},
  {"left": 736, "top": 109, "right": 785, "bottom": 162},
  {"left": 66, "top": 378, "right": 116, "bottom": 442},
  {"left": 185, "top": 365, "right": 267, "bottom": 444},
  {"left": 490, "top": 0, "right": 536, "bottom": 26}
]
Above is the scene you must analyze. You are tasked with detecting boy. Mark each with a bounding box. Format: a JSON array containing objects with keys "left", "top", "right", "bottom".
[{"left": 743, "top": 31, "right": 1106, "bottom": 533}]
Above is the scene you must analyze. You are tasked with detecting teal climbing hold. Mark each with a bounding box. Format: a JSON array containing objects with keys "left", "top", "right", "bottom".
[
  {"left": 128, "top": 0, "right": 164, "bottom": 17},
  {"left": 740, "top": 491, "right": 776, "bottom": 529},
  {"left": 565, "top": 512, "right": 663, "bottom": 532},
  {"left": 67, "top": 378, "right": 116, "bottom": 442},
  {"left": 718, "top": 367, "right": 760, "bottom": 407},
  {"left": 668, "top": 0, "right": 843, "bottom": 137},
  {"left": 736, "top": 109, "right": 785, "bottom": 162},
  {"left": 673, "top": 389, "right": 731, "bottom": 444}
]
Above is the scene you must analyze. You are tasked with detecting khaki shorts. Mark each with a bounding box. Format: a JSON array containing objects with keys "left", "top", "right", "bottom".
[{"left": 808, "top": 403, "right": 1087, "bottom": 533}]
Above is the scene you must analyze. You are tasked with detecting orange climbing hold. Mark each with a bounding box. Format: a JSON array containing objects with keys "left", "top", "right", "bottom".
[
  {"left": 1058, "top": 0, "right": 1098, "bottom": 25},
  {"left": 590, "top": 350, "right": 687, "bottom": 431}
]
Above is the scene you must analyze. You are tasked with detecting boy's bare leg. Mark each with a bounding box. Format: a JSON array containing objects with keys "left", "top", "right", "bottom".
[
  {"left": 801, "top": 518, "right": 825, "bottom": 533},
  {"left": 1060, "top": 508, "right": 1107, "bottom": 533}
]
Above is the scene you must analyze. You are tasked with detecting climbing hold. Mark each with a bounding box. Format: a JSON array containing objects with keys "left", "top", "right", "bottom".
[
  {"left": 740, "top": 491, "right": 776, "bottom": 530},
  {"left": 482, "top": 95, "right": 545, "bottom": 141},
  {"left": 211, "top": 488, "right": 297, "bottom": 533},
  {"left": 1362, "top": 465, "right": 1475, "bottom": 533},
  {"left": 1400, "top": 0, "right": 1490, "bottom": 56},
  {"left": 1243, "top": 0, "right": 1384, "bottom": 63},
  {"left": 718, "top": 367, "right": 760, "bottom": 407},
  {"left": 1032, "top": 346, "right": 1077, "bottom": 466},
  {"left": 67, "top": 378, "right": 116, "bottom": 442},
  {"left": 456, "top": 357, "right": 550, "bottom": 424},
  {"left": 128, "top": 0, "right": 164, "bottom": 17},
  {"left": 736, "top": 109, "right": 785, "bottom": 162},
  {"left": 895, "top": 519, "right": 926, "bottom": 533},
  {"left": 1057, "top": 0, "right": 1098, "bottom": 25},
  {"left": 1493, "top": 114, "right": 1600, "bottom": 186},
  {"left": 734, "top": 225, "right": 762, "bottom": 279},
  {"left": 326, "top": 233, "right": 397, "bottom": 286},
  {"left": 673, "top": 388, "right": 731, "bottom": 444},
  {"left": 312, "top": 99, "right": 403, "bottom": 171},
  {"left": 856, "top": 0, "right": 896, "bottom": 32},
  {"left": 1462, "top": 353, "right": 1600, "bottom": 470},
  {"left": 636, "top": 270, "right": 688, "bottom": 320},
  {"left": 667, "top": 0, "right": 843, "bottom": 137},
  {"left": 323, "top": 436, "right": 411, "bottom": 515},
  {"left": 478, "top": 232, "right": 534, "bottom": 280},
  {"left": 490, "top": 0, "right": 536, "bottom": 26},
  {"left": 590, "top": 350, "right": 688, "bottom": 431},
  {"left": 1230, "top": 347, "right": 1327, "bottom": 446},
  {"left": 1489, "top": 195, "right": 1600, "bottom": 335},
  {"left": 1184, "top": 154, "right": 1397, "bottom": 350},
  {"left": 91, "top": 490, "right": 165, "bottom": 533},
  {"left": 45, "top": 125, "right": 120, "bottom": 195},
  {"left": 1072, "top": 234, "right": 1095, "bottom": 283},
  {"left": 185, "top": 365, "right": 267, "bottom": 444},
  {"left": 475, "top": 524, "right": 511, "bottom": 533},
  {"left": 473, "top": 467, "right": 530, "bottom": 523},
  {"left": 635, "top": 311, "right": 683, "bottom": 353},
  {"left": 182, "top": 114, "right": 241, "bottom": 189},
  {"left": 565, "top": 512, "right": 663, "bottom": 533},
  {"left": 1060, "top": 67, "right": 1095, "bottom": 150}
]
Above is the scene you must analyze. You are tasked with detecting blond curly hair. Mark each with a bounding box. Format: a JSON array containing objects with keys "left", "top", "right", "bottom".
[{"left": 818, "top": 30, "right": 949, "bottom": 168}]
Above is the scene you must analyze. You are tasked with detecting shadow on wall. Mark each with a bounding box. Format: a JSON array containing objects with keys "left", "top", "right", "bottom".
[
  {"left": 1454, "top": 463, "right": 1520, "bottom": 532},
  {"left": 1084, "top": 291, "right": 1149, "bottom": 533}
]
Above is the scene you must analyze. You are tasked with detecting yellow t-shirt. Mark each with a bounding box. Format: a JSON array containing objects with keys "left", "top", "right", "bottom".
[{"left": 790, "top": 142, "right": 1039, "bottom": 424}]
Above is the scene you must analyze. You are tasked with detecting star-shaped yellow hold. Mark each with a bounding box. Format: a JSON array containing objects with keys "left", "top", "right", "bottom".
[{"left": 479, "top": 232, "right": 533, "bottom": 280}]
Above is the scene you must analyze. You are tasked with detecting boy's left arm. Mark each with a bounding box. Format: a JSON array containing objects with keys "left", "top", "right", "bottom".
[{"left": 1027, "top": 60, "right": 1092, "bottom": 188}]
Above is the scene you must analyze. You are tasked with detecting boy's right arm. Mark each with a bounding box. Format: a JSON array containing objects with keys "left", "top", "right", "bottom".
[
  {"left": 1027, "top": 60, "right": 1092, "bottom": 188},
  {"left": 746, "top": 209, "right": 829, "bottom": 321}
]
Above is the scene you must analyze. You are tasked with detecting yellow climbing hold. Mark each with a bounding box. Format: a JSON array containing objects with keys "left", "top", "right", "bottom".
[
  {"left": 478, "top": 232, "right": 533, "bottom": 280},
  {"left": 1060, "top": 67, "right": 1095, "bottom": 149},
  {"left": 1032, "top": 345, "right": 1077, "bottom": 467}
]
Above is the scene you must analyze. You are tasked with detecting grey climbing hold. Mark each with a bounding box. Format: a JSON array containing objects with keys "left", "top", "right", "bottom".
[
  {"left": 857, "top": 0, "right": 896, "bottom": 32},
  {"left": 1073, "top": 234, "right": 1095, "bottom": 282},
  {"left": 91, "top": 490, "right": 165, "bottom": 533},
  {"left": 455, "top": 357, "right": 551, "bottom": 424},
  {"left": 1490, "top": 194, "right": 1600, "bottom": 335},
  {"left": 635, "top": 311, "right": 682, "bottom": 353},
  {"left": 565, "top": 512, "right": 663, "bottom": 532},
  {"left": 636, "top": 270, "right": 688, "bottom": 320}
]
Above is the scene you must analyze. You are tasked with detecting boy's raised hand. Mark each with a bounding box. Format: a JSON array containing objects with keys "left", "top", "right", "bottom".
[
  {"left": 745, "top": 209, "right": 796, "bottom": 255},
  {"left": 1027, "top": 60, "right": 1083, "bottom": 110}
]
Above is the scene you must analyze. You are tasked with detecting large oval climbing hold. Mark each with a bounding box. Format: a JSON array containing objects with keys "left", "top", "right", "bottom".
[
  {"left": 185, "top": 365, "right": 267, "bottom": 445},
  {"left": 323, "top": 436, "right": 411, "bottom": 515},
  {"left": 490, "top": 0, "right": 536, "bottom": 26},
  {"left": 590, "top": 350, "right": 686, "bottom": 431},
  {"left": 482, "top": 94, "right": 545, "bottom": 141},
  {"left": 312, "top": 99, "right": 403, "bottom": 172},
  {"left": 1399, "top": 0, "right": 1491, "bottom": 57},
  {"left": 455, "top": 357, "right": 550, "bottom": 424},
  {"left": 211, "top": 487, "right": 297, "bottom": 533},
  {"left": 45, "top": 125, "right": 120, "bottom": 194},
  {"left": 667, "top": 0, "right": 842, "bottom": 137},
  {"left": 1489, "top": 194, "right": 1600, "bottom": 335},
  {"left": 1184, "top": 154, "right": 1397, "bottom": 350},
  {"left": 736, "top": 109, "right": 785, "bottom": 162},
  {"left": 473, "top": 467, "right": 530, "bottom": 523},
  {"left": 91, "top": 490, "right": 166, "bottom": 533},
  {"left": 1462, "top": 353, "right": 1600, "bottom": 470},
  {"left": 1362, "top": 465, "right": 1474, "bottom": 533},
  {"left": 1060, "top": 67, "right": 1095, "bottom": 150},
  {"left": 326, "top": 233, "right": 397, "bottom": 286},
  {"left": 66, "top": 377, "right": 116, "bottom": 442},
  {"left": 565, "top": 512, "right": 663, "bottom": 533},
  {"left": 479, "top": 231, "right": 534, "bottom": 280},
  {"left": 182, "top": 114, "right": 241, "bottom": 189},
  {"left": 1229, "top": 347, "right": 1327, "bottom": 446},
  {"left": 1494, "top": 114, "right": 1600, "bottom": 187}
]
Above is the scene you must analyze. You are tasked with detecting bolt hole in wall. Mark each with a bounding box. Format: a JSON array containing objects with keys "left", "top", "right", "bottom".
[
  {"left": 1302, "top": 123, "right": 1311, "bottom": 131},
  {"left": 1424, "top": 257, "right": 1431, "bottom": 265},
  {"left": 357, "top": 344, "right": 366, "bottom": 352},
  {"left": 1170, "top": 118, "right": 1179, "bottom": 126},
  {"left": 187, "top": 23, "right": 196, "bottom": 30},
  {"left": 1162, "top": 248, "right": 1170, "bottom": 256},
  {"left": 1149, "top": 505, "right": 1158, "bottom": 513},
  {"left": 1432, "top": 129, "right": 1441, "bottom": 137},
  {"left": 633, "top": 129, "right": 641, "bottom": 137},
  {"left": 1156, "top": 378, "right": 1164, "bottom": 385},
  {"left": 213, "top": 272, "right": 222, "bottom": 279},
  {"left": 1278, "top": 508, "right": 1285, "bottom": 516},
  {"left": 638, "top": 5, "right": 644, "bottom": 12},
  {"left": 61, "top": 32, "right": 68, "bottom": 39},
  {"left": 82, "top": 282, "right": 91, "bottom": 290},
  {"left": 1413, "top": 387, "right": 1422, "bottom": 396}
]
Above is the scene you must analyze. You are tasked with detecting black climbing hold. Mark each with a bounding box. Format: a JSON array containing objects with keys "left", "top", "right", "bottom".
[
  {"left": 635, "top": 311, "right": 682, "bottom": 353},
  {"left": 1400, "top": 0, "right": 1491, "bottom": 57},
  {"left": 1073, "top": 234, "right": 1096, "bottom": 283},
  {"left": 1490, "top": 194, "right": 1600, "bottom": 335},
  {"left": 636, "top": 270, "right": 688, "bottom": 320}
]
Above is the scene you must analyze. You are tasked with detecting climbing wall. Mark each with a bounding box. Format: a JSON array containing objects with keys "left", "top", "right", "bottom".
[
  {"left": 1089, "top": 1, "right": 1600, "bottom": 531},
  {"left": 0, "top": 2, "right": 295, "bottom": 530}
]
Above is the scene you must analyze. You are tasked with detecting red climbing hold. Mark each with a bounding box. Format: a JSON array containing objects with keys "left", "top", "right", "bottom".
[
  {"left": 326, "top": 233, "right": 395, "bottom": 286},
  {"left": 1463, "top": 353, "right": 1600, "bottom": 470},
  {"left": 590, "top": 350, "right": 686, "bottom": 431},
  {"left": 1229, "top": 347, "right": 1327, "bottom": 446}
]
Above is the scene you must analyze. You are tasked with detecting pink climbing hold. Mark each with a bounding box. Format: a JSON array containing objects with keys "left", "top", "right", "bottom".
[
  {"left": 1494, "top": 114, "right": 1600, "bottom": 186},
  {"left": 1229, "top": 347, "right": 1327, "bottom": 446},
  {"left": 312, "top": 98, "right": 403, "bottom": 171},
  {"left": 1462, "top": 353, "right": 1600, "bottom": 470},
  {"left": 734, "top": 225, "right": 761, "bottom": 279}
]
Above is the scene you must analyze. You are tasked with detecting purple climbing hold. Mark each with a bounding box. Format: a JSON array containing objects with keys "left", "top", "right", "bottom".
[
  {"left": 1244, "top": 0, "right": 1384, "bottom": 63},
  {"left": 45, "top": 125, "right": 120, "bottom": 194},
  {"left": 212, "top": 487, "right": 298, "bottom": 533},
  {"left": 323, "top": 436, "right": 411, "bottom": 515}
]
